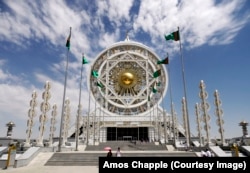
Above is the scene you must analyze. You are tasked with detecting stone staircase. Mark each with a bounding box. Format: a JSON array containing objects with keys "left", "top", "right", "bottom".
[
  {"left": 85, "top": 141, "right": 166, "bottom": 151},
  {"left": 44, "top": 141, "right": 198, "bottom": 166},
  {"left": 44, "top": 152, "right": 197, "bottom": 166}
]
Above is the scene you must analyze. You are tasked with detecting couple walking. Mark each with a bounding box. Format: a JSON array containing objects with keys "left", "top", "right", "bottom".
[{"left": 107, "top": 147, "right": 121, "bottom": 157}]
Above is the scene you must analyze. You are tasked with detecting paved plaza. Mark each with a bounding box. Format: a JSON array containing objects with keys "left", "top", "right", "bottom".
[
  {"left": 1, "top": 145, "right": 199, "bottom": 173},
  {"left": 2, "top": 152, "right": 99, "bottom": 173}
]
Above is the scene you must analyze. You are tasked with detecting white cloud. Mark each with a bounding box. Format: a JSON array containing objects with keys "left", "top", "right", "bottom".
[
  {"left": 0, "top": 59, "right": 94, "bottom": 138},
  {"left": 98, "top": 32, "right": 118, "bottom": 48},
  {"left": 0, "top": 60, "right": 27, "bottom": 84},
  {"left": 0, "top": 69, "right": 8, "bottom": 80},
  {"left": 0, "top": 0, "right": 91, "bottom": 58},
  {"left": 0, "top": 0, "right": 249, "bottom": 139},
  {"left": 1, "top": 0, "right": 248, "bottom": 59},
  {"left": 0, "top": 0, "right": 249, "bottom": 55},
  {"left": 97, "top": 0, "right": 133, "bottom": 25},
  {"left": 133, "top": 0, "right": 250, "bottom": 49}
]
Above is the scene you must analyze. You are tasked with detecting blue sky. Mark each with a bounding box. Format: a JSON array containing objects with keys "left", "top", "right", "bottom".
[{"left": 0, "top": 0, "right": 250, "bottom": 140}]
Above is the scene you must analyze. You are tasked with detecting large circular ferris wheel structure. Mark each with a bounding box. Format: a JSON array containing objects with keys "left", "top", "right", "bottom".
[
  {"left": 78, "top": 37, "right": 186, "bottom": 143},
  {"left": 89, "top": 38, "right": 168, "bottom": 116}
]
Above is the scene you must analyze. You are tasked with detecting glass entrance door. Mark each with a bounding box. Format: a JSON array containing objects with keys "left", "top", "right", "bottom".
[{"left": 107, "top": 127, "right": 148, "bottom": 141}]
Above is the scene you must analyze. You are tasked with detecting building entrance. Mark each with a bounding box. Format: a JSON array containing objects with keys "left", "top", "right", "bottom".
[{"left": 107, "top": 127, "right": 148, "bottom": 141}]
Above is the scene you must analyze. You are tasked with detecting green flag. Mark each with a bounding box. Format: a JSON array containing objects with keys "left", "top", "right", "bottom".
[
  {"left": 164, "top": 30, "right": 179, "bottom": 41},
  {"left": 96, "top": 82, "right": 103, "bottom": 88},
  {"left": 157, "top": 57, "right": 169, "bottom": 64},
  {"left": 153, "top": 69, "right": 161, "bottom": 78},
  {"left": 82, "top": 55, "right": 88, "bottom": 64},
  {"left": 66, "top": 27, "right": 71, "bottom": 50},
  {"left": 92, "top": 70, "right": 99, "bottom": 78},
  {"left": 152, "top": 86, "right": 157, "bottom": 93}
]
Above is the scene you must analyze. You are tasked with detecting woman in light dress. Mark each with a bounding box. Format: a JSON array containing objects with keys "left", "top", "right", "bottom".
[{"left": 116, "top": 147, "right": 121, "bottom": 157}]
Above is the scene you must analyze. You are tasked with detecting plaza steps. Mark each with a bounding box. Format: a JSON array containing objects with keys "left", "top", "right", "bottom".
[
  {"left": 85, "top": 141, "right": 167, "bottom": 151},
  {"left": 44, "top": 151, "right": 197, "bottom": 166}
]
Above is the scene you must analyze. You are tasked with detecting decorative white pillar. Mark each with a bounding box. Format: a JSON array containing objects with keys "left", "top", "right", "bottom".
[
  {"left": 195, "top": 103, "right": 203, "bottom": 147},
  {"left": 199, "top": 80, "right": 211, "bottom": 146},
  {"left": 62, "top": 98, "right": 70, "bottom": 146},
  {"left": 173, "top": 111, "right": 179, "bottom": 141},
  {"left": 214, "top": 90, "right": 225, "bottom": 146},
  {"left": 75, "top": 104, "right": 82, "bottom": 149},
  {"left": 163, "top": 110, "right": 168, "bottom": 143},
  {"left": 24, "top": 91, "right": 37, "bottom": 147},
  {"left": 37, "top": 81, "right": 51, "bottom": 147},
  {"left": 182, "top": 97, "right": 190, "bottom": 148},
  {"left": 48, "top": 104, "right": 57, "bottom": 147},
  {"left": 171, "top": 103, "right": 178, "bottom": 145}
]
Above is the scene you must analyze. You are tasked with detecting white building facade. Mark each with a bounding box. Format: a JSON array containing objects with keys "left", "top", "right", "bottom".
[{"left": 70, "top": 38, "right": 186, "bottom": 144}]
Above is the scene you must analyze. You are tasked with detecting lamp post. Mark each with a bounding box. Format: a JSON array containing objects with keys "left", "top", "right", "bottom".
[
  {"left": 239, "top": 121, "right": 249, "bottom": 137},
  {"left": 6, "top": 121, "right": 15, "bottom": 138}
]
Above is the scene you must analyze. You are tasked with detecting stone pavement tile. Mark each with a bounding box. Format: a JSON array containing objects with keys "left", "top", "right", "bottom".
[
  {"left": 28, "top": 152, "right": 54, "bottom": 166},
  {"left": 2, "top": 166, "right": 98, "bottom": 173},
  {"left": 2, "top": 152, "right": 99, "bottom": 173}
]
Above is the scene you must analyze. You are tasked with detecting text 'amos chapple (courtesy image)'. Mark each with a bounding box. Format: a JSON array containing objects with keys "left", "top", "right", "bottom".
[{"left": 99, "top": 157, "right": 249, "bottom": 173}]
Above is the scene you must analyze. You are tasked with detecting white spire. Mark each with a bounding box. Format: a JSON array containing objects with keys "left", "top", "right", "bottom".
[{"left": 125, "top": 30, "right": 130, "bottom": 41}]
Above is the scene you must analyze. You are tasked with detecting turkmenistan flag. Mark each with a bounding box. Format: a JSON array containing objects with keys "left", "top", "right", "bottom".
[
  {"left": 153, "top": 69, "right": 161, "bottom": 78},
  {"left": 157, "top": 57, "right": 169, "bottom": 64},
  {"left": 92, "top": 70, "right": 99, "bottom": 78},
  {"left": 152, "top": 86, "right": 157, "bottom": 93},
  {"left": 164, "top": 30, "right": 179, "bottom": 41},
  {"left": 82, "top": 55, "right": 88, "bottom": 64},
  {"left": 96, "top": 82, "right": 103, "bottom": 88},
  {"left": 66, "top": 27, "right": 71, "bottom": 50}
]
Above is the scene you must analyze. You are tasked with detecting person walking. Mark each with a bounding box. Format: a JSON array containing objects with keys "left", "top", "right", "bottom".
[
  {"left": 107, "top": 149, "right": 112, "bottom": 157},
  {"left": 116, "top": 147, "right": 121, "bottom": 157},
  {"left": 206, "top": 148, "right": 212, "bottom": 157},
  {"left": 201, "top": 150, "right": 207, "bottom": 157}
]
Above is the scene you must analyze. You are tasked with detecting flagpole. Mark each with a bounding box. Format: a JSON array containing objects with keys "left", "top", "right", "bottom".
[
  {"left": 98, "top": 94, "right": 102, "bottom": 143},
  {"left": 161, "top": 88, "right": 167, "bottom": 143},
  {"left": 102, "top": 97, "right": 105, "bottom": 142},
  {"left": 86, "top": 84, "right": 90, "bottom": 146},
  {"left": 75, "top": 53, "right": 84, "bottom": 151},
  {"left": 93, "top": 91, "right": 97, "bottom": 145},
  {"left": 58, "top": 27, "right": 71, "bottom": 152},
  {"left": 177, "top": 26, "right": 191, "bottom": 148},
  {"left": 161, "top": 53, "right": 176, "bottom": 145},
  {"left": 166, "top": 65, "right": 176, "bottom": 146},
  {"left": 157, "top": 96, "right": 160, "bottom": 142},
  {"left": 153, "top": 100, "right": 155, "bottom": 141},
  {"left": 86, "top": 65, "right": 92, "bottom": 146},
  {"left": 159, "top": 55, "right": 168, "bottom": 143}
]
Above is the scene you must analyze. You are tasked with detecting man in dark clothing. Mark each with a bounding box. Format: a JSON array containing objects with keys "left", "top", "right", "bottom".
[{"left": 107, "top": 149, "right": 112, "bottom": 157}]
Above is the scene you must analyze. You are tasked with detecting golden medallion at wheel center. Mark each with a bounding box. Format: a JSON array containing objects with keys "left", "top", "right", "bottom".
[{"left": 121, "top": 72, "right": 134, "bottom": 85}]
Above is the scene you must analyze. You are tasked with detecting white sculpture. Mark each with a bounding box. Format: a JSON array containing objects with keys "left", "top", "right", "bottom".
[
  {"left": 24, "top": 91, "right": 37, "bottom": 147},
  {"left": 37, "top": 81, "right": 51, "bottom": 147}
]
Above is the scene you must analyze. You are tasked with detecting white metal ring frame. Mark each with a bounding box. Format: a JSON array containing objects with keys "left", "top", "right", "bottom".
[{"left": 89, "top": 41, "right": 168, "bottom": 116}]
